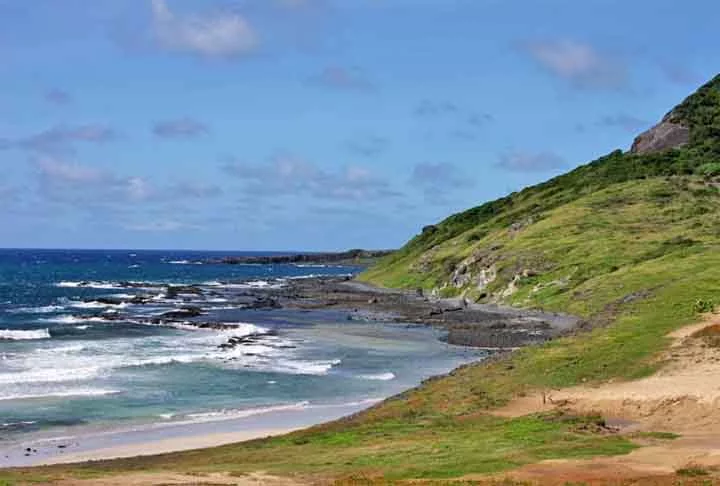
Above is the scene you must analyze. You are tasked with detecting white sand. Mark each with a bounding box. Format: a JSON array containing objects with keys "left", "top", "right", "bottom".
[{"left": 41, "top": 427, "right": 298, "bottom": 465}]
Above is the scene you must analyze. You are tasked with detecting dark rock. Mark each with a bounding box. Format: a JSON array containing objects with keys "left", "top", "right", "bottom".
[
  {"left": 159, "top": 307, "right": 203, "bottom": 319},
  {"left": 218, "top": 331, "right": 279, "bottom": 350},
  {"left": 246, "top": 297, "right": 281, "bottom": 310},
  {"left": 204, "top": 249, "right": 394, "bottom": 266},
  {"left": 166, "top": 285, "right": 203, "bottom": 299}
]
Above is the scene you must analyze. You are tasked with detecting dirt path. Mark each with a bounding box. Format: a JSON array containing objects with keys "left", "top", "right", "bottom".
[
  {"left": 491, "top": 314, "right": 720, "bottom": 483},
  {"left": 57, "top": 471, "right": 307, "bottom": 486}
]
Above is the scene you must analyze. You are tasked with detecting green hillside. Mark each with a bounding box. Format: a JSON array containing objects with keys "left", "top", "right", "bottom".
[
  {"left": 3, "top": 76, "right": 720, "bottom": 485},
  {"left": 361, "top": 74, "right": 720, "bottom": 304}
]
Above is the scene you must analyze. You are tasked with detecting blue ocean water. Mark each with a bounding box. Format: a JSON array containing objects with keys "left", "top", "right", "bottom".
[{"left": 0, "top": 249, "right": 481, "bottom": 444}]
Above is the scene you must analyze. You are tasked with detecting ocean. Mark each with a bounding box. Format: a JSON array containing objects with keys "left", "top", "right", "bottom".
[{"left": 0, "top": 249, "right": 482, "bottom": 458}]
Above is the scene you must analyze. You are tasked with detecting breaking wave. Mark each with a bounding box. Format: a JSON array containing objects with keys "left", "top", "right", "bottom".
[{"left": 0, "top": 329, "right": 51, "bottom": 341}]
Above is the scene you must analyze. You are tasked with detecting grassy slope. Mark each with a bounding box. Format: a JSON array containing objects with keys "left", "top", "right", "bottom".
[{"left": 3, "top": 77, "right": 720, "bottom": 485}]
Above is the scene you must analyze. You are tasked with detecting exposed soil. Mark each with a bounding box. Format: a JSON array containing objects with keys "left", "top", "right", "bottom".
[
  {"left": 490, "top": 313, "right": 720, "bottom": 484},
  {"left": 57, "top": 472, "right": 307, "bottom": 486}
]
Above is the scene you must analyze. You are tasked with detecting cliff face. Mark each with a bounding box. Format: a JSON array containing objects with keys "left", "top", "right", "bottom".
[{"left": 630, "top": 115, "right": 690, "bottom": 155}]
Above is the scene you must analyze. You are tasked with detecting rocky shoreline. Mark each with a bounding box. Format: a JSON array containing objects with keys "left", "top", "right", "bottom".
[
  {"left": 201, "top": 249, "right": 394, "bottom": 266},
  {"left": 271, "top": 277, "right": 579, "bottom": 348},
  {"left": 66, "top": 277, "right": 578, "bottom": 349}
]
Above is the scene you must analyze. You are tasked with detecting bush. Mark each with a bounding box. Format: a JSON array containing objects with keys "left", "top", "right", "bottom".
[
  {"left": 676, "top": 465, "right": 710, "bottom": 477},
  {"left": 697, "top": 162, "right": 720, "bottom": 178},
  {"left": 694, "top": 299, "right": 716, "bottom": 314}
]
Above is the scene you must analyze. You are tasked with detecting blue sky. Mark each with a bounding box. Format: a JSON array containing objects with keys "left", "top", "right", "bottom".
[{"left": 0, "top": 0, "right": 717, "bottom": 250}]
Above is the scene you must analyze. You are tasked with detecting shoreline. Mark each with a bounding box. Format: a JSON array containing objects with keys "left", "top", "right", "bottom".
[
  {"left": 273, "top": 277, "right": 579, "bottom": 348},
  {"left": 40, "top": 428, "right": 295, "bottom": 465},
  {"left": 0, "top": 276, "right": 581, "bottom": 470},
  {"left": 1, "top": 400, "right": 378, "bottom": 468}
]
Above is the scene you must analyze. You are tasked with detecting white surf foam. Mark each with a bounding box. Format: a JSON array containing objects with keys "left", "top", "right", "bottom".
[
  {"left": 358, "top": 372, "right": 396, "bottom": 381},
  {"left": 69, "top": 301, "right": 129, "bottom": 310},
  {"left": 0, "top": 329, "right": 51, "bottom": 341},
  {"left": 271, "top": 358, "right": 341, "bottom": 376},
  {"left": 7, "top": 305, "right": 65, "bottom": 314},
  {"left": 177, "top": 401, "right": 311, "bottom": 425},
  {"left": 0, "top": 389, "right": 120, "bottom": 402},
  {"left": 56, "top": 281, "right": 123, "bottom": 289},
  {"left": 1, "top": 420, "right": 38, "bottom": 428},
  {"left": 40, "top": 315, "right": 107, "bottom": 324},
  {"left": 0, "top": 366, "right": 101, "bottom": 385}
]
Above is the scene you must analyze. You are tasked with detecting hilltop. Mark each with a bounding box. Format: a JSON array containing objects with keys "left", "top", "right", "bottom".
[{"left": 3, "top": 75, "right": 720, "bottom": 485}]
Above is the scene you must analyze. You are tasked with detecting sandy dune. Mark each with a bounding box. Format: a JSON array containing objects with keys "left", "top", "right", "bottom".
[{"left": 492, "top": 314, "right": 720, "bottom": 482}]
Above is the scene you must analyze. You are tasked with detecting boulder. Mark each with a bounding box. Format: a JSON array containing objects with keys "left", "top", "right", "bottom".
[{"left": 630, "top": 116, "right": 690, "bottom": 155}]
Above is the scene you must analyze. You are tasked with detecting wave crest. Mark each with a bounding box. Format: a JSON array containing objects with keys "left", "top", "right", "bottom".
[{"left": 0, "top": 329, "right": 51, "bottom": 341}]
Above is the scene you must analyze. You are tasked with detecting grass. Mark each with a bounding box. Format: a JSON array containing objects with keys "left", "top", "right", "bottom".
[
  {"left": 676, "top": 466, "right": 711, "bottom": 477},
  {"left": 632, "top": 431, "right": 681, "bottom": 441},
  {"left": 0, "top": 413, "right": 636, "bottom": 484}
]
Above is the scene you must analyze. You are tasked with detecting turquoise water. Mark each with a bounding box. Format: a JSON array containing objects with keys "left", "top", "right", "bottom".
[{"left": 0, "top": 249, "right": 483, "bottom": 443}]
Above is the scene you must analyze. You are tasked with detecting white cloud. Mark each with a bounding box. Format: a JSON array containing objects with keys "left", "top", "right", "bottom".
[
  {"left": 153, "top": 118, "right": 209, "bottom": 138},
  {"left": 521, "top": 39, "right": 628, "bottom": 90},
  {"left": 224, "top": 155, "right": 401, "bottom": 200},
  {"left": 36, "top": 157, "right": 108, "bottom": 184},
  {"left": 410, "top": 162, "right": 474, "bottom": 204},
  {"left": 1, "top": 124, "right": 116, "bottom": 154},
  {"left": 34, "top": 157, "right": 156, "bottom": 204},
  {"left": 151, "top": 0, "right": 258, "bottom": 58},
  {"left": 125, "top": 220, "right": 201, "bottom": 232},
  {"left": 597, "top": 114, "right": 649, "bottom": 133}
]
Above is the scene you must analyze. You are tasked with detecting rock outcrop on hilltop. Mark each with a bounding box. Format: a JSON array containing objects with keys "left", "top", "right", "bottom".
[{"left": 630, "top": 114, "right": 690, "bottom": 154}]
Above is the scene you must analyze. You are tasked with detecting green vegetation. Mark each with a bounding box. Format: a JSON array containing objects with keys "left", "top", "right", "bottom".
[
  {"left": 362, "top": 75, "right": 720, "bottom": 292},
  {"left": 632, "top": 431, "right": 681, "bottom": 441},
  {"left": 676, "top": 465, "right": 711, "bottom": 477},
  {"left": 3, "top": 75, "right": 720, "bottom": 485},
  {"left": 0, "top": 413, "right": 635, "bottom": 484}
]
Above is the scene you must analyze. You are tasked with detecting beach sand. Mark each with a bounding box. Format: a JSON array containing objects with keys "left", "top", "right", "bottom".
[
  {"left": 1, "top": 400, "right": 372, "bottom": 468},
  {"left": 42, "top": 428, "right": 295, "bottom": 465}
]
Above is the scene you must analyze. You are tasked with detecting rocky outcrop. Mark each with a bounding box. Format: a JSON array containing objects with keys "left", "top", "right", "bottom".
[
  {"left": 206, "top": 249, "right": 394, "bottom": 265},
  {"left": 630, "top": 114, "right": 690, "bottom": 155}
]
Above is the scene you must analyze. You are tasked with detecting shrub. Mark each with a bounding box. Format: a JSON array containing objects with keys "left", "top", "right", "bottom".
[
  {"left": 676, "top": 465, "right": 710, "bottom": 477},
  {"left": 694, "top": 299, "right": 716, "bottom": 314},
  {"left": 697, "top": 162, "right": 720, "bottom": 178}
]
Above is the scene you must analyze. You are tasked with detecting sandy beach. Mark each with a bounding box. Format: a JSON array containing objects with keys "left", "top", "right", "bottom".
[
  {"left": 1, "top": 399, "right": 375, "bottom": 468},
  {"left": 41, "top": 428, "right": 295, "bottom": 465}
]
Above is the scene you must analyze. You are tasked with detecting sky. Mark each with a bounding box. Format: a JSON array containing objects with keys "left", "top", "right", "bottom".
[{"left": 0, "top": 0, "right": 718, "bottom": 251}]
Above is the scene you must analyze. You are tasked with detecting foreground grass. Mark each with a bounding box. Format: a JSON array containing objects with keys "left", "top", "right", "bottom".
[{"left": 0, "top": 412, "right": 635, "bottom": 484}]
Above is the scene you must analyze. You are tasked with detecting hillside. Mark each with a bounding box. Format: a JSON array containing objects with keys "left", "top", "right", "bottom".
[
  {"left": 361, "top": 74, "right": 720, "bottom": 305},
  {"left": 3, "top": 76, "right": 720, "bottom": 485}
]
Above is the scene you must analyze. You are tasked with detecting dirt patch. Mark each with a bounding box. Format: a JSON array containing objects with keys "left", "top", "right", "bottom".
[
  {"left": 57, "top": 472, "right": 307, "bottom": 486},
  {"left": 490, "top": 313, "right": 720, "bottom": 483}
]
